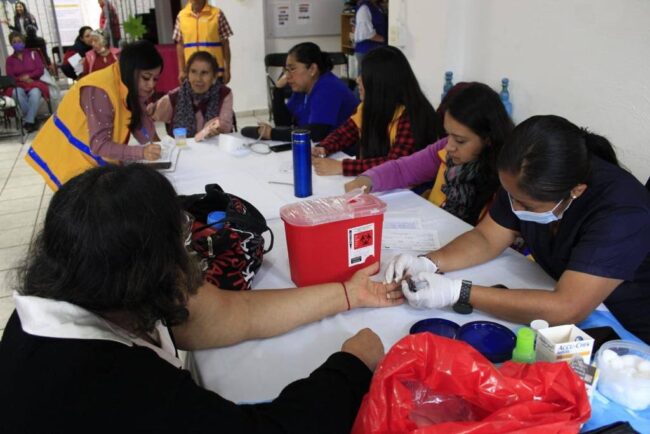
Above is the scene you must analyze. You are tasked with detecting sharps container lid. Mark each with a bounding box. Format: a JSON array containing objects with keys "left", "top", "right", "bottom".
[
  {"left": 280, "top": 188, "right": 386, "bottom": 227},
  {"left": 410, "top": 318, "right": 460, "bottom": 339},
  {"left": 457, "top": 321, "right": 516, "bottom": 363}
]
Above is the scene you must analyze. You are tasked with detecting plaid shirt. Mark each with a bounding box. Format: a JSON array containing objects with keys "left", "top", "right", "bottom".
[
  {"left": 172, "top": 9, "right": 233, "bottom": 43},
  {"left": 319, "top": 114, "right": 417, "bottom": 176}
]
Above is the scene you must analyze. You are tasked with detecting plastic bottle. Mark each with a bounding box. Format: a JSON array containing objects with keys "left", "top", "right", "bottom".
[
  {"left": 441, "top": 71, "right": 454, "bottom": 101},
  {"left": 207, "top": 211, "right": 226, "bottom": 229},
  {"left": 292, "top": 129, "right": 312, "bottom": 198},
  {"left": 500, "top": 78, "right": 513, "bottom": 117},
  {"left": 511, "top": 326, "right": 536, "bottom": 363}
]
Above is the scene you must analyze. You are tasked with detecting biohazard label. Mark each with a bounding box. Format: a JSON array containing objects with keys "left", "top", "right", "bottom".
[{"left": 348, "top": 223, "right": 375, "bottom": 267}]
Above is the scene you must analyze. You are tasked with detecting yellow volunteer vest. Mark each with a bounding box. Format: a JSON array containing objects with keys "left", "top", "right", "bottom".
[
  {"left": 351, "top": 103, "right": 405, "bottom": 155},
  {"left": 25, "top": 63, "right": 131, "bottom": 191},
  {"left": 428, "top": 148, "right": 448, "bottom": 206},
  {"left": 179, "top": 3, "right": 224, "bottom": 73},
  {"left": 428, "top": 147, "right": 490, "bottom": 222}
]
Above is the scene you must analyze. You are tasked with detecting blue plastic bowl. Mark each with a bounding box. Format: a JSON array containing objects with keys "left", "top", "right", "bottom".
[
  {"left": 409, "top": 318, "right": 460, "bottom": 339},
  {"left": 457, "top": 321, "right": 516, "bottom": 363}
]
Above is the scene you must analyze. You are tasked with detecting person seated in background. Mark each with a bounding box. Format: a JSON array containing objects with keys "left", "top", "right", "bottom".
[
  {"left": 5, "top": 31, "right": 47, "bottom": 133},
  {"left": 0, "top": 164, "right": 403, "bottom": 433},
  {"left": 386, "top": 115, "right": 650, "bottom": 344},
  {"left": 312, "top": 46, "right": 443, "bottom": 177},
  {"left": 346, "top": 82, "right": 513, "bottom": 225},
  {"left": 241, "top": 42, "right": 359, "bottom": 142},
  {"left": 60, "top": 26, "right": 93, "bottom": 80},
  {"left": 82, "top": 30, "right": 120, "bottom": 76},
  {"left": 150, "top": 51, "right": 233, "bottom": 141}
]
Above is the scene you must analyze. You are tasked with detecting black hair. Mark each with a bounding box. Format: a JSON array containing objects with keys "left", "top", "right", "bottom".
[
  {"left": 14, "top": 1, "right": 28, "bottom": 17},
  {"left": 185, "top": 50, "right": 220, "bottom": 75},
  {"left": 76, "top": 26, "right": 93, "bottom": 44},
  {"left": 19, "top": 165, "right": 202, "bottom": 334},
  {"left": 8, "top": 31, "right": 24, "bottom": 44},
  {"left": 358, "top": 46, "right": 442, "bottom": 158},
  {"left": 497, "top": 115, "right": 619, "bottom": 202},
  {"left": 445, "top": 82, "right": 514, "bottom": 185},
  {"left": 119, "top": 40, "right": 163, "bottom": 131},
  {"left": 288, "top": 42, "right": 333, "bottom": 75}
]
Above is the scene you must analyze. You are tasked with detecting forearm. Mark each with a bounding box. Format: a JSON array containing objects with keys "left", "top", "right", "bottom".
[
  {"left": 222, "top": 40, "right": 231, "bottom": 73},
  {"left": 176, "top": 43, "right": 185, "bottom": 73},
  {"left": 366, "top": 146, "right": 440, "bottom": 192},
  {"left": 425, "top": 230, "right": 502, "bottom": 272},
  {"left": 174, "top": 282, "right": 351, "bottom": 350}
]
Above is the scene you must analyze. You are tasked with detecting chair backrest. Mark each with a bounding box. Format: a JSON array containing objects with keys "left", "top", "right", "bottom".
[
  {"left": 264, "top": 53, "right": 287, "bottom": 69},
  {"left": 0, "top": 76, "right": 17, "bottom": 89},
  {"left": 51, "top": 45, "right": 74, "bottom": 65}
]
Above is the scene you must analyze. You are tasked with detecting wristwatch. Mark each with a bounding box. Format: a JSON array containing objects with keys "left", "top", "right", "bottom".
[{"left": 452, "top": 280, "right": 473, "bottom": 314}]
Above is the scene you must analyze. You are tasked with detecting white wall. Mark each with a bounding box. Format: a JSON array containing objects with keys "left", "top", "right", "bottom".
[
  {"left": 208, "top": 0, "right": 267, "bottom": 113},
  {"left": 389, "top": 0, "right": 650, "bottom": 183}
]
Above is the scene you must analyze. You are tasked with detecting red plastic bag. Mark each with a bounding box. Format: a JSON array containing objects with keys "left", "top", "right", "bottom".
[{"left": 352, "top": 333, "right": 591, "bottom": 434}]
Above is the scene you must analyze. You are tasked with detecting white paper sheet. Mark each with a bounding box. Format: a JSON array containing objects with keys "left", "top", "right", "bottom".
[{"left": 382, "top": 229, "right": 440, "bottom": 251}]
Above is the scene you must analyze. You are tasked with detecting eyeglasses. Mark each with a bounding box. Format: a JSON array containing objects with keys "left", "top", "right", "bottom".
[{"left": 182, "top": 211, "right": 195, "bottom": 247}]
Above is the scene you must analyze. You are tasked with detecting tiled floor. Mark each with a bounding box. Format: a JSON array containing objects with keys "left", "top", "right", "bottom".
[{"left": 0, "top": 114, "right": 262, "bottom": 334}]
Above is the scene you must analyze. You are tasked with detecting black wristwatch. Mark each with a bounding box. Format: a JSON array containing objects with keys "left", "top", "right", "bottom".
[{"left": 452, "top": 280, "right": 473, "bottom": 314}]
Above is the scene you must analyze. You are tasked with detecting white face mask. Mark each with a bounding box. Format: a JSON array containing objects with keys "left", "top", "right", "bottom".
[{"left": 508, "top": 192, "right": 574, "bottom": 224}]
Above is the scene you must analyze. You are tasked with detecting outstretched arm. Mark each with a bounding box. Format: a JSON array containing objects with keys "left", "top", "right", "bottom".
[{"left": 173, "top": 262, "right": 402, "bottom": 350}]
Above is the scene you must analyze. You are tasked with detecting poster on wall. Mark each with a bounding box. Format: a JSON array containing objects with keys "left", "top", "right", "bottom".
[
  {"left": 296, "top": 2, "right": 312, "bottom": 25},
  {"left": 54, "top": 0, "right": 82, "bottom": 46},
  {"left": 274, "top": 2, "right": 290, "bottom": 30}
]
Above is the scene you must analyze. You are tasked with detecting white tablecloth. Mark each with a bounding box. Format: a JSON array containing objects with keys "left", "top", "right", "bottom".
[
  {"left": 187, "top": 186, "right": 556, "bottom": 403},
  {"left": 166, "top": 135, "right": 348, "bottom": 220}
]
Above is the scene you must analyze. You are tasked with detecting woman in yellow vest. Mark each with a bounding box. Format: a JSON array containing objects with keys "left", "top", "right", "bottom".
[
  {"left": 25, "top": 40, "right": 163, "bottom": 191},
  {"left": 345, "top": 82, "right": 514, "bottom": 225},
  {"left": 311, "top": 46, "right": 443, "bottom": 177},
  {"left": 174, "top": 0, "right": 233, "bottom": 84}
]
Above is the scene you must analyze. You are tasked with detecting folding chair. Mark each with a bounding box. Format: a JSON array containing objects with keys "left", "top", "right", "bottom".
[
  {"left": 264, "top": 53, "right": 288, "bottom": 121},
  {"left": 0, "top": 76, "right": 27, "bottom": 144}
]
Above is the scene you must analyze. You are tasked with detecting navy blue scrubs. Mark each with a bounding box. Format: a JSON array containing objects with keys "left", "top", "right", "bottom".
[{"left": 490, "top": 157, "right": 650, "bottom": 343}]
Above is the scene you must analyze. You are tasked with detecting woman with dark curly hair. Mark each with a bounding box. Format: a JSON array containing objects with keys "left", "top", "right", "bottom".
[{"left": 0, "top": 164, "right": 403, "bottom": 433}]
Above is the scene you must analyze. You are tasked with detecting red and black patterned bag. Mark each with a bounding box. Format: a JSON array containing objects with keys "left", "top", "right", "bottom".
[{"left": 179, "top": 184, "right": 274, "bottom": 291}]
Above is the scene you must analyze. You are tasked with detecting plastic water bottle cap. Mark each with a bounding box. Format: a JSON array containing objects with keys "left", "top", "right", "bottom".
[
  {"left": 530, "top": 319, "right": 549, "bottom": 331},
  {"left": 511, "top": 327, "right": 536, "bottom": 363},
  {"left": 207, "top": 211, "right": 226, "bottom": 229},
  {"left": 173, "top": 127, "right": 187, "bottom": 137}
]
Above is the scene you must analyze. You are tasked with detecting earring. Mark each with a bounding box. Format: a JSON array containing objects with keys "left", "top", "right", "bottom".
[{"left": 571, "top": 194, "right": 577, "bottom": 199}]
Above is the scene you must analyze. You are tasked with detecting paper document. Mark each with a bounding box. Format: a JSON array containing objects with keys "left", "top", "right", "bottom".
[
  {"left": 131, "top": 143, "right": 180, "bottom": 172},
  {"left": 68, "top": 53, "right": 84, "bottom": 75},
  {"left": 383, "top": 217, "right": 422, "bottom": 230},
  {"left": 382, "top": 229, "right": 440, "bottom": 251}
]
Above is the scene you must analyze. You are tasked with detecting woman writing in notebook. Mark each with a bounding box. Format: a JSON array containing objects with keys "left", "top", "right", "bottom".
[{"left": 25, "top": 40, "right": 162, "bottom": 190}]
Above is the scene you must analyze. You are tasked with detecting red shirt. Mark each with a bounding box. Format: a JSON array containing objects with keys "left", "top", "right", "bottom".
[{"left": 318, "top": 114, "right": 417, "bottom": 176}]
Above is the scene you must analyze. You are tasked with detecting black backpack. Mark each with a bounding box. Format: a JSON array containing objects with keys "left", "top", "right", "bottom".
[{"left": 178, "top": 184, "right": 273, "bottom": 291}]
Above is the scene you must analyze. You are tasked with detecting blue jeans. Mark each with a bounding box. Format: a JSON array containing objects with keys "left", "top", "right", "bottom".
[{"left": 13, "top": 87, "right": 42, "bottom": 124}]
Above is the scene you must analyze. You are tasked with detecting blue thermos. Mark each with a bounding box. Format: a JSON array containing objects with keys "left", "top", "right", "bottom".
[{"left": 292, "top": 129, "right": 312, "bottom": 198}]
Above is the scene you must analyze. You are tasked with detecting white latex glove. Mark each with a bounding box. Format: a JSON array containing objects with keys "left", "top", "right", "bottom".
[
  {"left": 401, "top": 272, "right": 462, "bottom": 309},
  {"left": 384, "top": 254, "right": 438, "bottom": 283}
]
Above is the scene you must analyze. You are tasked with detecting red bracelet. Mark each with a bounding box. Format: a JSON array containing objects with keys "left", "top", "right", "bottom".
[{"left": 341, "top": 282, "right": 351, "bottom": 311}]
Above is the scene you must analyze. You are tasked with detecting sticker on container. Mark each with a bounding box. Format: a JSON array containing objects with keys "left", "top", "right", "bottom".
[{"left": 348, "top": 223, "right": 375, "bottom": 267}]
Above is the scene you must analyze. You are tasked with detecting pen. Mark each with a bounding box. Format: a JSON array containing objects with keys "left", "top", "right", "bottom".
[{"left": 268, "top": 181, "right": 293, "bottom": 186}]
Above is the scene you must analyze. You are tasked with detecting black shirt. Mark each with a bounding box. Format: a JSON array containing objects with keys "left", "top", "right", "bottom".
[
  {"left": 490, "top": 157, "right": 650, "bottom": 342},
  {"left": 0, "top": 311, "right": 372, "bottom": 433}
]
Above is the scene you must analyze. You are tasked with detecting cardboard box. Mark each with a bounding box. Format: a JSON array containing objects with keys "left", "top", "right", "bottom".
[{"left": 535, "top": 325, "right": 594, "bottom": 364}]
